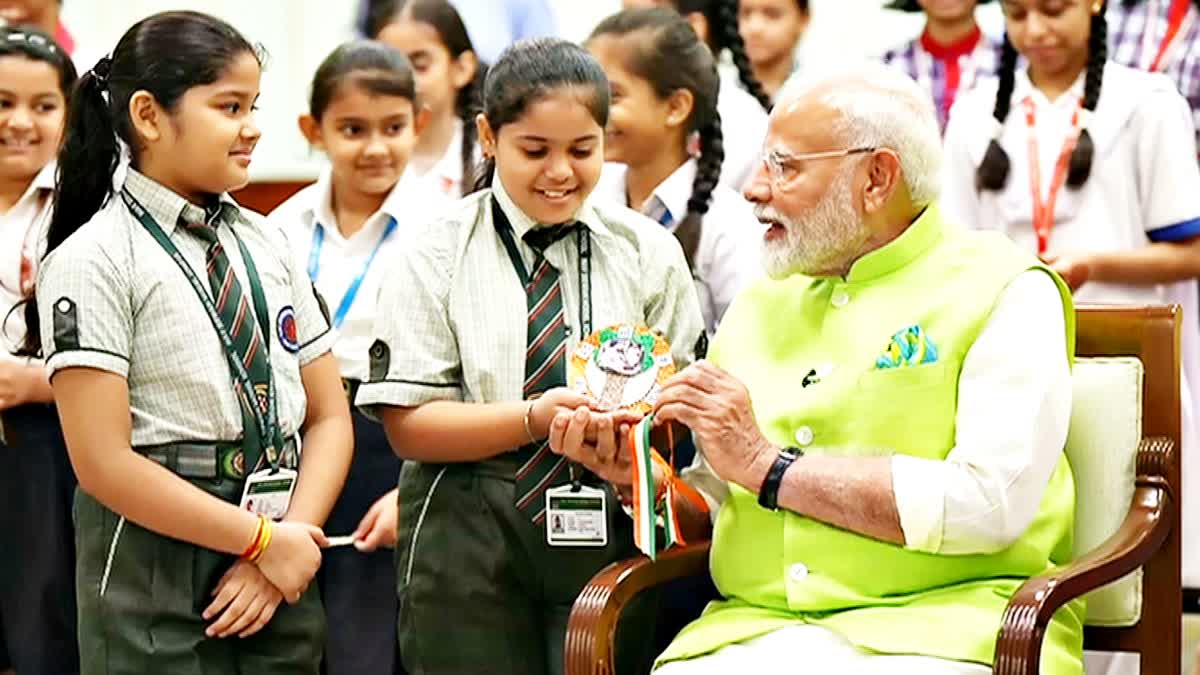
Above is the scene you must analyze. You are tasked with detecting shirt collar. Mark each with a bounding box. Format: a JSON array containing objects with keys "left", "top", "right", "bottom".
[
  {"left": 309, "top": 167, "right": 412, "bottom": 241},
  {"left": 491, "top": 173, "right": 601, "bottom": 241},
  {"left": 845, "top": 202, "right": 946, "bottom": 284},
  {"left": 9, "top": 162, "right": 57, "bottom": 213},
  {"left": 31, "top": 162, "right": 55, "bottom": 191},
  {"left": 919, "top": 23, "right": 982, "bottom": 61},
  {"left": 601, "top": 159, "right": 696, "bottom": 227},
  {"left": 648, "top": 159, "right": 696, "bottom": 227},
  {"left": 122, "top": 169, "right": 243, "bottom": 235},
  {"left": 1014, "top": 66, "right": 1087, "bottom": 109}
]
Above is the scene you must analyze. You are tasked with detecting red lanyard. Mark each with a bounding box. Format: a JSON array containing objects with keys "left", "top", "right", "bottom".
[
  {"left": 1023, "top": 95, "right": 1082, "bottom": 256},
  {"left": 1146, "top": 0, "right": 1194, "bottom": 72}
]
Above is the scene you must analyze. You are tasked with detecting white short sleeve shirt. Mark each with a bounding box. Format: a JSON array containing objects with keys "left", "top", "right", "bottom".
[
  {"left": 0, "top": 163, "right": 54, "bottom": 356},
  {"left": 596, "top": 160, "right": 762, "bottom": 335},
  {"left": 943, "top": 61, "right": 1200, "bottom": 583},
  {"left": 269, "top": 168, "right": 451, "bottom": 381}
]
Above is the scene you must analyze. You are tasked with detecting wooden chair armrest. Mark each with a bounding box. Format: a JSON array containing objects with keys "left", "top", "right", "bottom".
[
  {"left": 565, "top": 542, "right": 711, "bottom": 675},
  {"left": 992, "top": 437, "right": 1176, "bottom": 675}
]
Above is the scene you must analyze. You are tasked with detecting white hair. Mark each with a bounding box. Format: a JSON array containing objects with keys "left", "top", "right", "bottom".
[{"left": 775, "top": 63, "right": 942, "bottom": 205}]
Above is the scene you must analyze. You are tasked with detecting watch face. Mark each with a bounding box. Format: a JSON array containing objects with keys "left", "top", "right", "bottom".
[{"left": 569, "top": 323, "right": 676, "bottom": 413}]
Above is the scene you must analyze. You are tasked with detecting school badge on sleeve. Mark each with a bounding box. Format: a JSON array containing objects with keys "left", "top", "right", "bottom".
[
  {"left": 276, "top": 306, "right": 299, "bottom": 353},
  {"left": 569, "top": 324, "right": 674, "bottom": 413}
]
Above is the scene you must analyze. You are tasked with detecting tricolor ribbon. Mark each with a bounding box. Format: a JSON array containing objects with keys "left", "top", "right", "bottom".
[{"left": 629, "top": 415, "right": 709, "bottom": 560}]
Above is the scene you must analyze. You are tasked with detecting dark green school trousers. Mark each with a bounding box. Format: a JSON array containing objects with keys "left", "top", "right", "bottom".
[
  {"left": 396, "top": 457, "right": 656, "bottom": 675},
  {"left": 74, "top": 471, "right": 325, "bottom": 675}
]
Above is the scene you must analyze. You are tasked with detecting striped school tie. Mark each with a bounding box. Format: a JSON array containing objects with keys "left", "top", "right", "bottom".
[
  {"left": 183, "top": 217, "right": 274, "bottom": 474},
  {"left": 514, "top": 223, "right": 580, "bottom": 523}
]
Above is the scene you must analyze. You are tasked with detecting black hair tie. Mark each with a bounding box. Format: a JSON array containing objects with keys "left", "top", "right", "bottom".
[{"left": 92, "top": 56, "right": 112, "bottom": 87}]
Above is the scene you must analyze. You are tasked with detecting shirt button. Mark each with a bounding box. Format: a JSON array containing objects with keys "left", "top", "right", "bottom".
[
  {"left": 788, "top": 562, "right": 809, "bottom": 582},
  {"left": 831, "top": 291, "right": 850, "bottom": 308},
  {"left": 793, "top": 426, "right": 814, "bottom": 446}
]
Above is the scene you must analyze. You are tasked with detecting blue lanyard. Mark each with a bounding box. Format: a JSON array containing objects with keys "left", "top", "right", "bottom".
[
  {"left": 655, "top": 203, "right": 673, "bottom": 227},
  {"left": 306, "top": 216, "right": 398, "bottom": 329}
]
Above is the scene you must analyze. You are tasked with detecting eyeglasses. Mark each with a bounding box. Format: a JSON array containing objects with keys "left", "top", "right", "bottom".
[{"left": 759, "top": 146, "right": 877, "bottom": 190}]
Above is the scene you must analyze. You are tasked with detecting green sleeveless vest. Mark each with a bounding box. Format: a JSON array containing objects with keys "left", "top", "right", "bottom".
[{"left": 657, "top": 204, "right": 1083, "bottom": 674}]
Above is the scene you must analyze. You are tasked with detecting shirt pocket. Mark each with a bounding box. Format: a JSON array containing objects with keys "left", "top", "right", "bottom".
[
  {"left": 856, "top": 362, "right": 949, "bottom": 391},
  {"left": 854, "top": 362, "right": 956, "bottom": 446}
]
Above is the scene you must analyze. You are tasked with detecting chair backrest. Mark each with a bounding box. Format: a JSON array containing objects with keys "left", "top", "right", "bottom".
[
  {"left": 1067, "top": 356, "right": 1144, "bottom": 626},
  {"left": 1072, "top": 306, "right": 1182, "bottom": 659}
]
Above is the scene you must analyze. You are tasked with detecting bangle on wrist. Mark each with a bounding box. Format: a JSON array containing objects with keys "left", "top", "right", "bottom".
[
  {"left": 523, "top": 400, "right": 538, "bottom": 444},
  {"left": 240, "top": 515, "right": 273, "bottom": 563},
  {"left": 757, "top": 447, "right": 802, "bottom": 511}
]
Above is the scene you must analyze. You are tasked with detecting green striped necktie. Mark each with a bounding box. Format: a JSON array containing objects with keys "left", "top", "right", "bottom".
[{"left": 514, "top": 223, "right": 580, "bottom": 523}]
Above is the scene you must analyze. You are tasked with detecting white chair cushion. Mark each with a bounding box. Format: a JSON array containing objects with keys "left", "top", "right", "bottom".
[{"left": 1065, "top": 357, "right": 1144, "bottom": 627}]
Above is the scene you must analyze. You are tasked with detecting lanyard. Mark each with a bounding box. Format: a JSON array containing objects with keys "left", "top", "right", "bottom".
[
  {"left": 1140, "top": 0, "right": 1196, "bottom": 73},
  {"left": 491, "top": 197, "right": 593, "bottom": 339},
  {"left": 1022, "top": 96, "right": 1082, "bottom": 257},
  {"left": 306, "top": 216, "right": 398, "bottom": 329},
  {"left": 120, "top": 189, "right": 284, "bottom": 471}
]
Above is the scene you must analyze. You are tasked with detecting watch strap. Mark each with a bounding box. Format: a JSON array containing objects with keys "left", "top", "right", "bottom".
[{"left": 757, "top": 447, "right": 802, "bottom": 511}]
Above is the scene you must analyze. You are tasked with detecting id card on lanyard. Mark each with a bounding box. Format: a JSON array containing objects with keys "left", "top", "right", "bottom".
[
  {"left": 120, "top": 190, "right": 296, "bottom": 516},
  {"left": 1023, "top": 96, "right": 1083, "bottom": 257},
  {"left": 306, "top": 216, "right": 398, "bottom": 329}
]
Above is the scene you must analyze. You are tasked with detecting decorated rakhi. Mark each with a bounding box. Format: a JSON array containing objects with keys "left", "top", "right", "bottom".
[
  {"left": 569, "top": 324, "right": 674, "bottom": 413},
  {"left": 629, "top": 415, "right": 709, "bottom": 560}
]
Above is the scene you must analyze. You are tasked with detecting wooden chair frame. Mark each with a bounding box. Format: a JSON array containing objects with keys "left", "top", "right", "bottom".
[{"left": 565, "top": 305, "right": 1182, "bottom": 675}]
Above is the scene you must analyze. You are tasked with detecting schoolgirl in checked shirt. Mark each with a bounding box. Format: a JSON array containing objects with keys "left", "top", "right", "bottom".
[
  {"left": 29, "top": 11, "right": 352, "bottom": 675},
  {"left": 356, "top": 38, "right": 703, "bottom": 675},
  {"left": 882, "top": 0, "right": 1003, "bottom": 133}
]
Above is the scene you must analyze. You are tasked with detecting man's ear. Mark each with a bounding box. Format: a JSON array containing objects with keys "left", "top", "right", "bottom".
[{"left": 861, "top": 149, "right": 903, "bottom": 213}]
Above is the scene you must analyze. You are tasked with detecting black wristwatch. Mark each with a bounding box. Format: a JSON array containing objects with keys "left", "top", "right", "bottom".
[{"left": 757, "top": 447, "right": 803, "bottom": 511}]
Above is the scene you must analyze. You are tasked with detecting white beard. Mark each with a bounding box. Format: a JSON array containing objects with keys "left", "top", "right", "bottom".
[{"left": 758, "top": 166, "right": 870, "bottom": 280}]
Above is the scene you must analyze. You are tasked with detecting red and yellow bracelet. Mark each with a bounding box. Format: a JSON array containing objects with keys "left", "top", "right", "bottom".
[{"left": 240, "top": 514, "right": 273, "bottom": 563}]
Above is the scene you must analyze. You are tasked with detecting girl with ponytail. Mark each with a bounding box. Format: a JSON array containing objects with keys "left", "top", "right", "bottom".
[
  {"left": 356, "top": 37, "right": 703, "bottom": 675},
  {"left": 622, "top": 0, "right": 772, "bottom": 191},
  {"left": 588, "top": 7, "right": 759, "bottom": 337},
  {"left": 31, "top": 11, "right": 353, "bottom": 674},
  {"left": 369, "top": 0, "right": 485, "bottom": 198},
  {"left": 942, "top": 0, "right": 1200, "bottom": 629}
]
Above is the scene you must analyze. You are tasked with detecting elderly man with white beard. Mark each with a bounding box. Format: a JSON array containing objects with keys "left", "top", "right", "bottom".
[{"left": 548, "top": 63, "right": 1088, "bottom": 675}]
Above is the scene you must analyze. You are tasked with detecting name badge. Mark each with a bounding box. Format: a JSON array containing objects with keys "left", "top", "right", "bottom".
[
  {"left": 239, "top": 468, "right": 298, "bottom": 520},
  {"left": 545, "top": 484, "right": 607, "bottom": 548}
]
